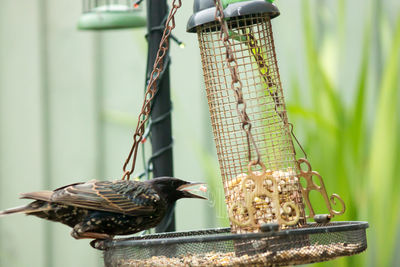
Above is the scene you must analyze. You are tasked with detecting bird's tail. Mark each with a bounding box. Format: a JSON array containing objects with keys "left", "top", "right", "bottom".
[
  {"left": 0, "top": 205, "right": 30, "bottom": 217},
  {"left": 0, "top": 203, "right": 53, "bottom": 217},
  {"left": 1, "top": 191, "right": 53, "bottom": 217}
]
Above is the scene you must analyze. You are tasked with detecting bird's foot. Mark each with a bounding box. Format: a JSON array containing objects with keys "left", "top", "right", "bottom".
[{"left": 90, "top": 238, "right": 113, "bottom": 250}]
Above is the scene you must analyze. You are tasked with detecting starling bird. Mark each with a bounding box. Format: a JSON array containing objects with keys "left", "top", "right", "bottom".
[{"left": 0, "top": 177, "right": 206, "bottom": 240}]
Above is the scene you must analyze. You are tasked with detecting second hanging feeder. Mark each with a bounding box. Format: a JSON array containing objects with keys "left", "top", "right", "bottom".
[{"left": 78, "top": 0, "right": 146, "bottom": 30}]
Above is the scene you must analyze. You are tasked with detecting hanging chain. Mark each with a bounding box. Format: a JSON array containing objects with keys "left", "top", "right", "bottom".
[
  {"left": 122, "top": 0, "right": 182, "bottom": 180},
  {"left": 213, "top": 0, "right": 263, "bottom": 168}
]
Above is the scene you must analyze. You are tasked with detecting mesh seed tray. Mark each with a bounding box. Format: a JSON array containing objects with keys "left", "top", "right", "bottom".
[{"left": 97, "top": 221, "right": 368, "bottom": 266}]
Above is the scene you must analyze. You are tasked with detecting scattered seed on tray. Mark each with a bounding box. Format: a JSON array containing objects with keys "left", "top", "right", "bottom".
[{"left": 114, "top": 242, "right": 365, "bottom": 267}]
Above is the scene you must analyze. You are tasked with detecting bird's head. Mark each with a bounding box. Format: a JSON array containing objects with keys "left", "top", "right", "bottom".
[{"left": 148, "top": 177, "right": 207, "bottom": 203}]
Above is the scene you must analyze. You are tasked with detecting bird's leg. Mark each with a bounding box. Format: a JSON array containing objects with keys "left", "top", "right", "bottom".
[
  {"left": 71, "top": 230, "right": 112, "bottom": 240},
  {"left": 71, "top": 222, "right": 113, "bottom": 240}
]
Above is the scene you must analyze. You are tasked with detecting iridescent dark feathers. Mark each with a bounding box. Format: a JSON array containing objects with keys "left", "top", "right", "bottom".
[{"left": 0, "top": 177, "right": 205, "bottom": 240}]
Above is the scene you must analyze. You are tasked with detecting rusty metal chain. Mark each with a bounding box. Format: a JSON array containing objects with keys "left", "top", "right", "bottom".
[
  {"left": 213, "top": 0, "right": 263, "bottom": 169},
  {"left": 122, "top": 0, "right": 182, "bottom": 180}
]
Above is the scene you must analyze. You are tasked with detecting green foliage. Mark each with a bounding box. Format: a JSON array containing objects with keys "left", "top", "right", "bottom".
[
  {"left": 367, "top": 15, "right": 400, "bottom": 267},
  {"left": 285, "top": 1, "right": 400, "bottom": 266}
]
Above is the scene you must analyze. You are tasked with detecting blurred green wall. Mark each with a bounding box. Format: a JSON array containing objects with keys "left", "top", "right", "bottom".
[{"left": 0, "top": 0, "right": 399, "bottom": 267}]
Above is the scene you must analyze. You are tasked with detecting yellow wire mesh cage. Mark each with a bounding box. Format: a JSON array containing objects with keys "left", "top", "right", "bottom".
[{"left": 195, "top": 12, "right": 307, "bottom": 233}]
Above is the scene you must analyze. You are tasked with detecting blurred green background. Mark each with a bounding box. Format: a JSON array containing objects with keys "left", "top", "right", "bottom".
[{"left": 0, "top": 0, "right": 399, "bottom": 266}]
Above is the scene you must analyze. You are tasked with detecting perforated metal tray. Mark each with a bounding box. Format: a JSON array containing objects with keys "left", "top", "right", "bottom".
[{"left": 94, "top": 221, "right": 368, "bottom": 266}]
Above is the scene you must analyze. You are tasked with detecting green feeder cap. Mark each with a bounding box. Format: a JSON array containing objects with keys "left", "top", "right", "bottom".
[
  {"left": 187, "top": 0, "right": 279, "bottom": 33},
  {"left": 78, "top": 5, "right": 146, "bottom": 30}
]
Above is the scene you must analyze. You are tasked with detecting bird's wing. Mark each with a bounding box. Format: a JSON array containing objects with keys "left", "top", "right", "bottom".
[{"left": 50, "top": 180, "right": 161, "bottom": 216}]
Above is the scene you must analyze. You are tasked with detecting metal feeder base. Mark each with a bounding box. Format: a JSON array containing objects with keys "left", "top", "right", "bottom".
[
  {"left": 97, "top": 221, "right": 368, "bottom": 266},
  {"left": 77, "top": 12, "right": 146, "bottom": 30}
]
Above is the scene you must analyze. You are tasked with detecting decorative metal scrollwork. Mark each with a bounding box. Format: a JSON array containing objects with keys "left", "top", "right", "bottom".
[
  {"left": 229, "top": 162, "right": 300, "bottom": 228},
  {"left": 297, "top": 158, "right": 346, "bottom": 219}
]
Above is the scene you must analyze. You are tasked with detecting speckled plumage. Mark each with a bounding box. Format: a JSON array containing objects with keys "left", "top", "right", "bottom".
[{"left": 0, "top": 177, "right": 205, "bottom": 240}]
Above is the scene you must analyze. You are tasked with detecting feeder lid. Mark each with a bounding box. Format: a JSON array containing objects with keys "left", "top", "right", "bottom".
[
  {"left": 77, "top": 5, "right": 146, "bottom": 31},
  {"left": 187, "top": 0, "right": 280, "bottom": 33}
]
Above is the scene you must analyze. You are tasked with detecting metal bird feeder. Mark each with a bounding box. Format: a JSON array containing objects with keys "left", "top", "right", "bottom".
[
  {"left": 187, "top": 0, "right": 306, "bottom": 234},
  {"left": 95, "top": 0, "right": 368, "bottom": 266},
  {"left": 78, "top": 0, "right": 146, "bottom": 30}
]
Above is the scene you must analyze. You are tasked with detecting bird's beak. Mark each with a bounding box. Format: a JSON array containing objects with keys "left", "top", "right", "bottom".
[{"left": 177, "top": 183, "right": 207, "bottom": 199}]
